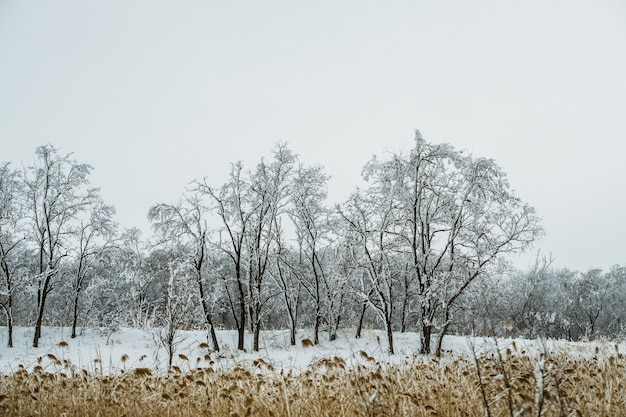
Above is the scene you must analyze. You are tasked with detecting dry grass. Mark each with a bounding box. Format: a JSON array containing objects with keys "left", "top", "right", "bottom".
[{"left": 1, "top": 345, "right": 625, "bottom": 417}]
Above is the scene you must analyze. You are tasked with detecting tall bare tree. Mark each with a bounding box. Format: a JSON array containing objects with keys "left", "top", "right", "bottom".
[
  {"left": 246, "top": 144, "right": 296, "bottom": 351},
  {"left": 198, "top": 162, "right": 253, "bottom": 351},
  {"left": 24, "top": 145, "right": 100, "bottom": 347},
  {"left": 69, "top": 199, "right": 116, "bottom": 338},
  {"left": 0, "top": 163, "right": 24, "bottom": 347},
  {"left": 349, "top": 132, "right": 542, "bottom": 355},
  {"left": 338, "top": 189, "right": 400, "bottom": 354},
  {"left": 288, "top": 163, "right": 332, "bottom": 344},
  {"left": 148, "top": 191, "right": 220, "bottom": 351}
]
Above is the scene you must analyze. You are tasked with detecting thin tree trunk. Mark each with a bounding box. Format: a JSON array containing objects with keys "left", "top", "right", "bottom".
[
  {"left": 420, "top": 322, "right": 432, "bottom": 355},
  {"left": 1, "top": 253, "right": 14, "bottom": 347},
  {"left": 328, "top": 291, "right": 344, "bottom": 342},
  {"left": 33, "top": 303, "right": 44, "bottom": 348},
  {"left": 290, "top": 322, "right": 296, "bottom": 346},
  {"left": 313, "top": 313, "right": 321, "bottom": 345},
  {"left": 253, "top": 318, "right": 260, "bottom": 352},
  {"left": 71, "top": 290, "right": 80, "bottom": 338},
  {"left": 237, "top": 304, "right": 246, "bottom": 351},
  {"left": 386, "top": 318, "right": 394, "bottom": 354},
  {"left": 355, "top": 301, "right": 367, "bottom": 339},
  {"left": 236, "top": 272, "right": 246, "bottom": 351},
  {"left": 196, "top": 269, "right": 220, "bottom": 352},
  {"left": 33, "top": 278, "right": 50, "bottom": 348},
  {"left": 329, "top": 311, "right": 340, "bottom": 341},
  {"left": 288, "top": 302, "right": 297, "bottom": 346},
  {"left": 400, "top": 288, "right": 409, "bottom": 333},
  {"left": 7, "top": 316, "right": 12, "bottom": 348},
  {"left": 285, "top": 295, "right": 297, "bottom": 346},
  {"left": 435, "top": 323, "right": 449, "bottom": 357},
  {"left": 435, "top": 306, "right": 452, "bottom": 357}
]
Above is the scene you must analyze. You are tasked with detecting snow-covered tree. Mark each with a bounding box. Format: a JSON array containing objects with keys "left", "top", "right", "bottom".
[
  {"left": 338, "top": 188, "right": 401, "bottom": 354},
  {"left": 347, "top": 132, "right": 542, "bottom": 354},
  {"left": 0, "top": 163, "right": 25, "bottom": 347},
  {"left": 148, "top": 190, "right": 220, "bottom": 351},
  {"left": 23, "top": 145, "right": 101, "bottom": 347},
  {"left": 246, "top": 144, "right": 297, "bottom": 351},
  {"left": 198, "top": 162, "right": 254, "bottom": 351},
  {"left": 288, "top": 163, "right": 336, "bottom": 344},
  {"left": 69, "top": 198, "right": 117, "bottom": 338}
]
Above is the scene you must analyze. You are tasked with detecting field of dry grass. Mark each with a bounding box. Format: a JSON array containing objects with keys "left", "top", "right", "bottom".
[{"left": 1, "top": 343, "right": 625, "bottom": 417}]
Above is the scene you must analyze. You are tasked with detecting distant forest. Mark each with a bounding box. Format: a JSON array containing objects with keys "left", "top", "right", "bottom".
[{"left": 1, "top": 133, "right": 624, "bottom": 356}]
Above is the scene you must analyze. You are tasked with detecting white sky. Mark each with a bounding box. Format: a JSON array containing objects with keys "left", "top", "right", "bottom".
[{"left": 1, "top": 0, "right": 625, "bottom": 271}]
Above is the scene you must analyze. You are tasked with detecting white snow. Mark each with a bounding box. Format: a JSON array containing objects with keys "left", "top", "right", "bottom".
[{"left": 0, "top": 326, "right": 623, "bottom": 375}]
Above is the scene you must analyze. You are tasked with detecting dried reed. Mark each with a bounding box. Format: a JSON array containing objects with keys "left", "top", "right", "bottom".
[{"left": 0, "top": 346, "right": 623, "bottom": 416}]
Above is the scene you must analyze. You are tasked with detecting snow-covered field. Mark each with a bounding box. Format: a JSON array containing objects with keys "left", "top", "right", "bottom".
[{"left": 1, "top": 326, "right": 623, "bottom": 375}]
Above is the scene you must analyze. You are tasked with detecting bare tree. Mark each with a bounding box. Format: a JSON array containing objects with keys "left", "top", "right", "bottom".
[
  {"left": 270, "top": 240, "right": 302, "bottom": 346},
  {"left": 69, "top": 199, "right": 116, "bottom": 338},
  {"left": 0, "top": 163, "right": 24, "bottom": 347},
  {"left": 117, "top": 228, "right": 160, "bottom": 328},
  {"left": 349, "top": 132, "right": 542, "bottom": 355},
  {"left": 289, "top": 164, "right": 334, "bottom": 344},
  {"left": 198, "top": 162, "right": 253, "bottom": 351},
  {"left": 568, "top": 268, "right": 614, "bottom": 339},
  {"left": 338, "top": 189, "right": 400, "bottom": 354},
  {"left": 157, "top": 259, "right": 195, "bottom": 370},
  {"left": 148, "top": 191, "right": 220, "bottom": 351},
  {"left": 246, "top": 144, "right": 296, "bottom": 351},
  {"left": 24, "top": 145, "right": 100, "bottom": 347}
]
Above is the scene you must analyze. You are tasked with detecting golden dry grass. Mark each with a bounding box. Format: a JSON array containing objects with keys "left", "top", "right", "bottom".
[{"left": 1, "top": 346, "right": 625, "bottom": 417}]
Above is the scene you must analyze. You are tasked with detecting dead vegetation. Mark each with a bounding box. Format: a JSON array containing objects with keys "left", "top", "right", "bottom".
[{"left": 1, "top": 344, "right": 624, "bottom": 417}]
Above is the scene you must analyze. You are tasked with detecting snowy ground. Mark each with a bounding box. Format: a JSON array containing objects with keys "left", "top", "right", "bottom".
[{"left": 0, "top": 326, "right": 623, "bottom": 375}]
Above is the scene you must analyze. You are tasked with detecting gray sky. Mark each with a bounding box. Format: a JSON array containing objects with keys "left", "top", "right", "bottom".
[{"left": 1, "top": 0, "right": 625, "bottom": 271}]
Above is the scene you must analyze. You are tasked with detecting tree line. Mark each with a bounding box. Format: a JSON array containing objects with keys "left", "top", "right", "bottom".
[{"left": 1, "top": 133, "right": 623, "bottom": 356}]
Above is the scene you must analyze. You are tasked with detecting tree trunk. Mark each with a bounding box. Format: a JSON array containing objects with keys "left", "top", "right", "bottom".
[
  {"left": 237, "top": 307, "right": 246, "bottom": 351},
  {"left": 313, "top": 313, "right": 321, "bottom": 345},
  {"left": 236, "top": 274, "right": 246, "bottom": 351},
  {"left": 195, "top": 269, "right": 220, "bottom": 352},
  {"left": 33, "top": 305, "right": 44, "bottom": 348},
  {"left": 1, "top": 257, "right": 14, "bottom": 348},
  {"left": 207, "top": 321, "right": 219, "bottom": 353},
  {"left": 286, "top": 299, "right": 297, "bottom": 346},
  {"left": 281, "top": 292, "right": 297, "bottom": 346},
  {"left": 400, "top": 291, "right": 409, "bottom": 333},
  {"left": 290, "top": 323, "right": 296, "bottom": 346},
  {"left": 33, "top": 279, "right": 50, "bottom": 348},
  {"left": 434, "top": 306, "right": 452, "bottom": 357},
  {"left": 386, "top": 318, "right": 394, "bottom": 354},
  {"left": 329, "top": 312, "right": 339, "bottom": 341},
  {"left": 166, "top": 332, "right": 175, "bottom": 370},
  {"left": 248, "top": 303, "right": 255, "bottom": 332},
  {"left": 435, "top": 322, "right": 450, "bottom": 357},
  {"left": 328, "top": 292, "right": 343, "bottom": 342},
  {"left": 420, "top": 322, "right": 432, "bottom": 355},
  {"left": 71, "top": 290, "right": 80, "bottom": 338},
  {"left": 253, "top": 317, "right": 261, "bottom": 352},
  {"left": 6, "top": 313, "right": 13, "bottom": 348},
  {"left": 355, "top": 302, "right": 367, "bottom": 339}
]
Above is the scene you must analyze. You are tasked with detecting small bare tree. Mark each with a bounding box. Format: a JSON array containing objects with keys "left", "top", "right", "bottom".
[{"left": 157, "top": 260, "right": 194, "bottom": 370}]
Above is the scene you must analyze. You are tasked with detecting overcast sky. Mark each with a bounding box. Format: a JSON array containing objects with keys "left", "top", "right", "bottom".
[{"left": 1, "top": 0, "right": 625, "bottom": 271}]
